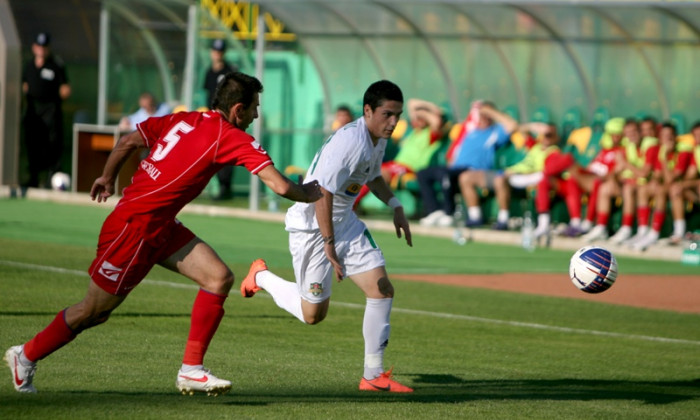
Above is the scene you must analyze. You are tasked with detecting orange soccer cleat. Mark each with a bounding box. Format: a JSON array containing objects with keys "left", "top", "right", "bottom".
[
  {"left": 359, "top": 368, "right": 413, "bottom": 393},
  {"left": 240, "top": 259, "right": 267, "bottom": 298}
]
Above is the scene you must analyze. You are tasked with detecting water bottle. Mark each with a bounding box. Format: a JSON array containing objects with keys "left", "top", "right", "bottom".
[
  {"left": 453, "top": 202, "right": 467, "bottom": 245},
  {"left": 521, "top": 211, "right": 535, "bottom": 252}
]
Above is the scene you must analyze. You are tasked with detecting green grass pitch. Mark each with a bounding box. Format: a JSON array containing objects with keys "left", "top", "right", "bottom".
[{"left": 0, "top": 199, "right": 698, "bottom": 419}]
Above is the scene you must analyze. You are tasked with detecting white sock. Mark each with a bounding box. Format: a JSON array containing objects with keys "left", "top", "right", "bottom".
[
  {"left": 497, "top": 209, "right": 509, "bottom": 224},
  {"left": 637, "top": 225, "right": 649, "bottom": 237},
  {"left": 581, "top": 219, "right": 593, "bottom": 231},
  {"left": 673, "top": 220, "right": 686, "bottom": 238},
  {"left": 468, "top": 206, "right": 481, "bottom": 221},
  {"left": 647, "top": 230, "right": 660, "bottom": 240},
  {"left": 616, "top": 225, "right": 631, "bottom": 235},
  {"left": 537, "top": 213, "right": 550, "bottom": 231},
  {"left": 363, "top": 298, "right": 392, "bottom": 380},
  {"left": 569, "top": 217, "right": 581, "bottom": 228},
  {"left": 256, "top": 270, "right": 306, "bottom": 323},
  {"left": 180, "top": 364, "right": 203, "bottom": 373}
]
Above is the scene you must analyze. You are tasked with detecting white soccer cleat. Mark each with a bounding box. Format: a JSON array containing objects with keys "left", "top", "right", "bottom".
[
  {"left": 582, "top": 224, "right": 608, "bottom": 243},
  {"left": 5, "top": 345, "right": 37, "bottom": 393},
  {"left": 176, "top": 367, "right": 231, "bottom": 396},
  {"left": 435, "top": 214, "right": 455, "bottom": 227},
  {"left": 419, "top": 210, "right": 446, "bottom": 226},
  {"left": 608, "top": 226, "right": 632, "bottom": 245},
  {"left": 623, "top": 229, "right": 648, "bottom": 247},
  {"left": 632, "top": 231, "right": 659, "bottom": 251}
]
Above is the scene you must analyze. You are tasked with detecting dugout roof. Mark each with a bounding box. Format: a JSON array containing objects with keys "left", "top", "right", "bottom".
[{"left": 252, "top": 0, "right": 700, "bottom": 124}]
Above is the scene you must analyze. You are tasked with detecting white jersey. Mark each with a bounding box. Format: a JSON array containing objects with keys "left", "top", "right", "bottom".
[{"left": 286, "top": 116, "right": 386, "bottom": 232}]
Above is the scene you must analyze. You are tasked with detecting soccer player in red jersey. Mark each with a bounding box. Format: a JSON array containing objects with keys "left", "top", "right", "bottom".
[
  {"left": 4, "top": 72, "right": 322, "bottom": 395},
  {"left": 632, "top": 122, "right": 693, "bottom": 250}
]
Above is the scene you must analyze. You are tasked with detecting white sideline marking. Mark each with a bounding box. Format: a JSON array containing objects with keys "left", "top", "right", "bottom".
[{"left": 1, "top": 259, "right": 699, "bottom": 346}]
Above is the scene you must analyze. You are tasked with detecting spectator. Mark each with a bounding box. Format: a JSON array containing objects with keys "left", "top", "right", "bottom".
[
  {"left": 204, "top": 38, "right": 238, "bottom": 200},
  {"left": 118, "top": 92, "right": 171, "bottom": 132},
  {"left": 21, "top": 32, "right": 71, "bottom": 188},
  {"left": 417, "top": 102, "right": 480, "bottom": 227},
  {"left": 353, "top": 98, "right": 446, "bottom": 210},
  {"left": 632, "top": 122, "right": 694, "bottom": 250},
  {"left": 331, "top": 105, "right": 354, "bottom": 132},
  {"left": 454, "top": 102, "right": 518, "bottom": 227}
]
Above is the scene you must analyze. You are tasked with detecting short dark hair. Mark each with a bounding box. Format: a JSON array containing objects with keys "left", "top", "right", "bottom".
[
  {"left": 336, "top": 105, "right": 353, "bottom": 115},
  {"left": 660, "top": 121, "right": 677, "bottom": 136},
  {"left": 691, "top": 120, "right": 700, "bottom": 131},
  {"left": 212, "top": 72, "right": 263, "bottom": 112},
  {"left": 363, "top": 80, "right": 403, "bottom": 111}
]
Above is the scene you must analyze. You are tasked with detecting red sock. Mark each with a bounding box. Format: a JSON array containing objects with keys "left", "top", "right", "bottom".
[
  {"left": 535, "top": 178, "right": 551, "bottom": 213},
  {"left": 586, "top": 181, "right": 600, "bottom": 222},
  {"left": 596, "top": 212, "right": 609, "bottom": 227},
  {"left": 23, "top": 310, "right": 78, "bottom": 362},
  {"left": 651, "top": 211, "right": 666, "bottom": 232},
  {"left": 182, "top": 289, "right": 227, "bottom": 366},
  {"left": 638, "top": 206, "right": 650, "bottom": 227},
  {"left": 565, "top": 178, "right": 582, "bottom": 219},
  {"left": 621, "top": 213, "right": 633, "bottom": 227}
]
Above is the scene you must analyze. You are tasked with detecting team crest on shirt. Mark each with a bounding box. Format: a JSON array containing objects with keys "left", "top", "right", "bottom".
[
  {"left": 250, "top": 140, "right": 267, "bottom": 155},
  {"left": 345, "top": 183, "right": 362, "bottom": 197},
  {"left": 309, "top": 282, "right": 323, "bottom": 296}
]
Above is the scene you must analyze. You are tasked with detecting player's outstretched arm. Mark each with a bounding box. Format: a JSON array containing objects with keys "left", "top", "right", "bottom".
[
  {"left": 91, "top": 131, "right": 146, "bottom": 203},
  {"left": 366, "top": 176, "right": 413, "bottom": 247},
  {"left": 257, "top": 166, "right": 322, "bottom": 203}
]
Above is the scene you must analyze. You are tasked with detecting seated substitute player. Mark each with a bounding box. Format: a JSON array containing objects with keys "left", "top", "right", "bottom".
[
  {"left": 4, "top": 72, "right": 322, "bottom": 394},
  {"left": 632, "top": 122, "right": 693, "bottom": 250},
  {"left": 608, "top": 119, "right": 659, "bottom": 244},
  {"left": 667, "top": 121, "right": 700, "bottom": 244},
  {"left": 240, "top": 80, "right": 414, "bottom": 393}
]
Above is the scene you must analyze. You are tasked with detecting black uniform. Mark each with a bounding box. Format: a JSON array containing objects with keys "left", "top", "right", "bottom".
[{"left": 22, "top": 55, "right": 68, "bottom": 187}]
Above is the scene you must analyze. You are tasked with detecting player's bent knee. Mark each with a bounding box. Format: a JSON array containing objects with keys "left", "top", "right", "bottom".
[
  {"left": 303, "top": 313, "right": 326, "bottom": 325},
  {"left": 377, "top": 277, "right": 394, "bottom": 298}
]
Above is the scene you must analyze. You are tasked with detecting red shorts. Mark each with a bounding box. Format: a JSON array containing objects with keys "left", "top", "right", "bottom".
[{"left": 88, "top": 213, "right": 195, "bottom": 296}]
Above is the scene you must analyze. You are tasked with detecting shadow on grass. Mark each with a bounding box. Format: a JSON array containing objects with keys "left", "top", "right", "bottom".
[
  {"left": 221, "top": 376, "right": 700, "bottom": 406},
  {"left": 1, "top": 378, "right": 697, "bottom": 409}
]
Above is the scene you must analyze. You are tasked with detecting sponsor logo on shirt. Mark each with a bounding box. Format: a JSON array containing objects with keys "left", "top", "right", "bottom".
[
  {"left": 40, "top": 68, "right": 55, "bottom": 81},
  {"left": 140, "top": 160, "right": 161, "bottom": 181},
  {"left": 98, "top": 261, "right": 122, "bottom": 282},
  {"left": 251, "top": 140, "right": 267, "bottom": 155},
  {"left": 345, "top": 183, "right": 362, "bottom": 197}
]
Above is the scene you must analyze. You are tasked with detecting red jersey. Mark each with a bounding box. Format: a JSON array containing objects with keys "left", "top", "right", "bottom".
[
  {"left": 653, "top": 146, "right": 692, "bottom": 173},
  {"left": 587, "top": 146, "right": 625, "bottom": 177},
  {"left": 113, "top": 110, "right": 273, "bottom": 236}
]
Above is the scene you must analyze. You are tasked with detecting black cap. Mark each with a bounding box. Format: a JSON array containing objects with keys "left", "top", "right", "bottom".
[
  {"left": 211, "top": 38, "right": 226, "bottom": 52},
  {"left": 35, "top": 32, "right": 51, "bottom": 46}
]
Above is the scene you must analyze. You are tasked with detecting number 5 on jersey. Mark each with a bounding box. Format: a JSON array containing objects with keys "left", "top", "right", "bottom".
[{"left": 152, "top": 121, "right": 194, "bottom": 162}]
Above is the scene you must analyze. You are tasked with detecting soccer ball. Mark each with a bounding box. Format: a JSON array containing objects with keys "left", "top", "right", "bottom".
[
  {"left": 50, "top": 172, "right": 71, "bottom": 191},
  {"left": 569, "top": 246, "right": 618, "bottom": 294}
]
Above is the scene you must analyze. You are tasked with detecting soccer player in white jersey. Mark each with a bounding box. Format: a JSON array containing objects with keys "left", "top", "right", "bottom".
[
  {"left": 241, "top": 80, "right": 414, "bottom": 392},
  {"left": 5, "top": 72, "right": 321, "bottom": 395}
]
